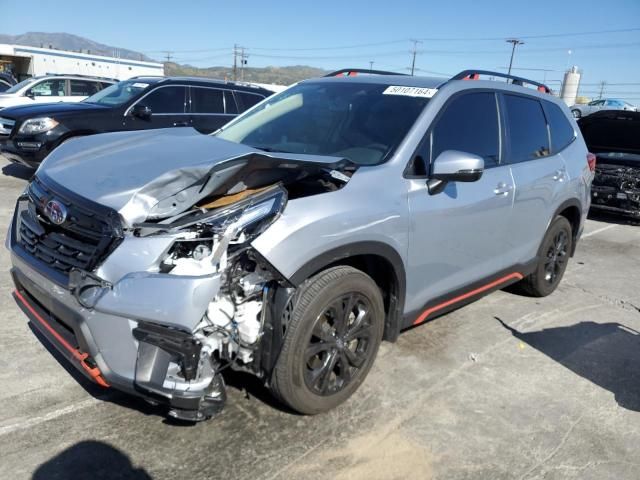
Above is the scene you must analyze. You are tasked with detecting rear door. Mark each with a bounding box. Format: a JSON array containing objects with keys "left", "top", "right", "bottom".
[
  {"left": 501, "top": 93, "right": 567, "bottom": 264},
  {"left": 67, "top": 79, "right": 101, "bottom": 102},
  {"left": 124, "top": 85, "right": 189, "bottom": 130},
  {"left": 235, "top": 90, "right": 266, "bottom": 113},
  {"left": 188, "top": 86, "right": 229, "bottom": 133},
  {"left": 406, "top": 91, "right": 515, "bottom": 309}
]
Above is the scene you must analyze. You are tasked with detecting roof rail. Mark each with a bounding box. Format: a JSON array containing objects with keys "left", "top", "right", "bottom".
[
  {"left": 450, "top": 70, "right": 551, "bottom": 94},
  {"left": 324, "top": 68, "right": 407, "bottom": 77},
  {"left": 128, "top": 75, "right": 166, "bottom": 79},
  {"left": 44, "top": 73, "right": 119, "bottom": 82}
]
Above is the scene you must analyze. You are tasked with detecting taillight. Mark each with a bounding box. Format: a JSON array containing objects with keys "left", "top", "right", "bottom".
[{"left": 587, "top": 152, "right": 596, "bottom": 172}]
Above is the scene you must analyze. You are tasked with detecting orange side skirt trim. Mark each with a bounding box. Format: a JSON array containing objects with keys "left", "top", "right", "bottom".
[{"left": 413, "top": 272, "right": 524, "bottom": 326}]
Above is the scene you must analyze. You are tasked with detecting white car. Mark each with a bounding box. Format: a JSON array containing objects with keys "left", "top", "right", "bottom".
[
  {"left": 0, "top": 75, "right": 115, "bottom": 110},
  {"left": 570, "top": 98, "right": 637, "bottom": 118}
]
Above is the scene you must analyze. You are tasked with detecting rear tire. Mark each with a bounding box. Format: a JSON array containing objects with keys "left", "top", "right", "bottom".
[
  {"left": 271, "top": 266, "right": 384, "bottom": 414},
  {"left": 514, "top": 216, "right": 573, "bottom": 297},
  {"left": 571, "top": 109, "right": 581, "bottom": 119}
]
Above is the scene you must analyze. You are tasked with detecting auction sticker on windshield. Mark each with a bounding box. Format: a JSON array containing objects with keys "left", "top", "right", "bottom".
[{"left": 383, "top": 86, "right": 438, "bottom": 98}]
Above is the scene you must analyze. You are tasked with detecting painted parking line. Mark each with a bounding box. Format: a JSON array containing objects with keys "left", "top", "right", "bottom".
[{"left": 581, "top": 224, "right": 617, "bottom": 239}]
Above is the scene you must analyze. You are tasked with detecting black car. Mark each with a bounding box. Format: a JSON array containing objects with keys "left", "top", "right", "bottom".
[
  {"left": 578, "top": 110, "right": 640, "bottom": 218},
  {"left": 0, "top": 76, "right": 273, "bottom": 168}
]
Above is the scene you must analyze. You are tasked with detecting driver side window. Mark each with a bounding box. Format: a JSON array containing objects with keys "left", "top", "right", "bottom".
[
  {"left": 430, "top": 92, "right": 500, "bottom": 168},
  {"left": 27, "top": 79, "right": 65, "bottom": 97}
]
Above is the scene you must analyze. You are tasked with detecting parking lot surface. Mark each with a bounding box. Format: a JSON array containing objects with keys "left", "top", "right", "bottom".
[{"left": 1, "top": 158, "right": 639, "bottom": 480}]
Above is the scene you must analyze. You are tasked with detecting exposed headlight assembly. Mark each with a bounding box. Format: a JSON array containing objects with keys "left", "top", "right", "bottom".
[
  {"left": 159, "top": 185, "right": 287, "bottom": 274},
  {"left": 18, "top": 117, "right": 59, "bottom": 135}
]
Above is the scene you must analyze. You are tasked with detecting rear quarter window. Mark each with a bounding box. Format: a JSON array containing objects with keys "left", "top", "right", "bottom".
[{"left": 543, "top": 101, "right": 576, "bottom": 153}]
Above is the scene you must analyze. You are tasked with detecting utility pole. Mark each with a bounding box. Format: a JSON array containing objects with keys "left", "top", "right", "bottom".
[
  {"left": 240, "top": 47, "right": 248, "bottom": 81},
  {"left": 369, "top": 61, "right": 374, "bottom": 71},
  {"left": 163, "top": 51, "right": 173, "bottom": 63},
  {"left": 232, "top": 44, "right": 238, "bottom": 81},
  {"left": 409, "top": 39, "right": 422, "bottom": 76},
  {"left": 505, "top": 39, "right": 524, "bottom": 77},
  {"left": 598, "top": 81, "right": 606, "bottom": 99}
]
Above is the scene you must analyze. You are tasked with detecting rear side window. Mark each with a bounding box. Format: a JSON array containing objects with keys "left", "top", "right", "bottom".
[
  {"left": 543, "top": 101, "right": 575, "bottom": 153},
  {"left": 142, "top": 86, "right": 187, "bottom": 114},
  {"left": 224, "top": 91, "right": 238, "bottom": 114},
  {"left": 431, "top": 92, "right": 500, "bottom": 167},
  {"left": 191, "top": 87, "right": 224, "bottom": 114},
  {"left": 235, "top": 91, "right": 264, "bottom": 111},
  {"left": 69, "top": 80, "right": 100, "bottom": 96},
  {"left": 504, "top": 94, "right": 550, "bottom": 163}
]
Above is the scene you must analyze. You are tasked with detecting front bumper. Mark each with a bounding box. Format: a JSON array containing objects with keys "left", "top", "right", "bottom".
[
  {"left": 0, "top": 137, "right": 49, "bottom": 168},
  {"left": 591, "top": 187, "right": 640, "bottom": 218},
  {"left": 9, "top": 222, "right": 225, "bottom": 417}
]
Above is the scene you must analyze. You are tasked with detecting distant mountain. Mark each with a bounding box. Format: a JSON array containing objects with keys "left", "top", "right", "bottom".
[
  {"left": 0, "top": 32, "right": 154, "bottom": 62},
  {"left": 165, "top": 63, "right": 328, "bottom": 85},
  {"left": 0, "top": 32, "right": 328, "bottom": 85}
]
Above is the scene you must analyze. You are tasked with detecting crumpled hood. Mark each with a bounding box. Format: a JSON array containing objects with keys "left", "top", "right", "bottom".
[{"left": 38, "top": 127, "right": 354, "bottom": 226}]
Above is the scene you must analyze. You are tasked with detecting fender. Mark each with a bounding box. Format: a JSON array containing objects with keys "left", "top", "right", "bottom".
[{"left": 289, "top": 241, "right": 406, "bottom": 342}]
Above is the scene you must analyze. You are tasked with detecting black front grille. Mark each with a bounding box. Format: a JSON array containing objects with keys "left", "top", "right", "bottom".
[{"left": 17, "top": 176, "right": 122, "bottom": 275}]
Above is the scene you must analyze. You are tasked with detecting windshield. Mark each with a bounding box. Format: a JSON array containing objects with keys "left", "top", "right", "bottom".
[
  {"left": 3, "top": 78, "right": 37, "bottom": 94},
  {"left": 84, "top": 80, "right": 152, "bottom": 106},
  {"left": 216, "top": 82, "right": 430, "bottom": 165}
]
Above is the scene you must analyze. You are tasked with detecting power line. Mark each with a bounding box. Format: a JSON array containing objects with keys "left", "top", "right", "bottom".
[{"left": 144, "top": 27, "right": 640, "bottom": 56}]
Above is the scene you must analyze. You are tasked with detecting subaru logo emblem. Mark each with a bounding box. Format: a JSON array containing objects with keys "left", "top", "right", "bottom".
[{"left": 44, "top": 200, "right": 67, "bottom": 225}]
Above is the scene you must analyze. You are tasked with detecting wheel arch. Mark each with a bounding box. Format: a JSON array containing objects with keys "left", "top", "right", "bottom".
[
  {"left": 288, "top": 241, "right": 406, "bottom": 342},
  {"left": 551, "top": 199, "right": 582, "bottom": 256}
]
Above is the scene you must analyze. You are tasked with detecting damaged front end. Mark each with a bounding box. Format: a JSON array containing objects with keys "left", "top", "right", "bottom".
[
  {"left": 9, "top": 131, "right": 358, "bottom": 421},
  {"left": 591, "top": 159, "right": 640, "bottom": 218}
]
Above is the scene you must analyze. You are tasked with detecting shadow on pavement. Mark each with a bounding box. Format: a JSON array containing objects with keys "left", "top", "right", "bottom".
[
  {"left": 2, "top": 162, "right": 33, "bottom": 181},
  {"left": 32, "top": 440, "right": 152, "bottom": 480},
  {"left": 497, "top": 318, "right": 640, "bottom": 411}
]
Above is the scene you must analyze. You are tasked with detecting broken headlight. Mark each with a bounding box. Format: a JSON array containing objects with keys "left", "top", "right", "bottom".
[{"left": 160, "top": 186, "right": 287, "bottom": 274}]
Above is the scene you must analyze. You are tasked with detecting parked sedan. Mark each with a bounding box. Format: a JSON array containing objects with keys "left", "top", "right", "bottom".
[
  {"left": 571, "top": 98, "right": 637, "bottom": 118},
  {"left": 579, "top": 110, "right": 640, "bottom": 218},
  {"left": 0, "top": 76, "right": 273, "bottom": 168}
]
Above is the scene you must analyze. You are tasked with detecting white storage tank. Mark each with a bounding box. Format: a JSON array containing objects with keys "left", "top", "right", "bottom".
[{"left": 560, "top": 66, "right": 581, "bottom": 106}]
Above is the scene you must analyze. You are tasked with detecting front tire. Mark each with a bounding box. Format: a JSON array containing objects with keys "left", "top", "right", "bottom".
[
  {"left": 571, "top": 109, "right": 582, "bottom": 119},
  {"left": 515, "top": 216, "right": 573, "bottom": 297},
  {"left": 271, "top": 266, "right": 384, "bottom": 414}
]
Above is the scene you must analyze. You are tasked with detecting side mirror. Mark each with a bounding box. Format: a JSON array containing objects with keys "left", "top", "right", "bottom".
[
  {"left": 427, "top": 150, "right": 484, "bottom": 195},
  {"left": 25, "top": 90, "right": 35, "bottom": 99},
  {"left": 131, "top": 104, "right": 152, "bottom": 119}
]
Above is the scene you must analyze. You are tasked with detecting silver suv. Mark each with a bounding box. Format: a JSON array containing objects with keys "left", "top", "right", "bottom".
[{"left": 8, "top": 69, "right": 594, "bottom": 421}]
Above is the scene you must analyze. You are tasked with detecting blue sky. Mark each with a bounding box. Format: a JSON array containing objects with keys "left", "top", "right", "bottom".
[{"left": 2, "top": 0, "right": 640, "bottom": 100}]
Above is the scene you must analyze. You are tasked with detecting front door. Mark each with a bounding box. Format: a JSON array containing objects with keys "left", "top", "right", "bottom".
[
  {"left": 25, "top": 78, "right": 66, "bottom": 104},
  {"left": 124, "top": 85, "right": 190, "bottom": 131},
  {"left": 406, "top": 91, "right": 515, "bottom": 315}
]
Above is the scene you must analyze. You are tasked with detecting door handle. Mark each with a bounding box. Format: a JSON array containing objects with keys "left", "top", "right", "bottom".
[
  {"left": 173, "top": 121, "right": 189, "bottom": 127},
  {"left": 494, "top": 182, "right": 513, "bottom": 196},
  {"left": 552, "top": 169, "right": 566, "bottom": 182}
]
